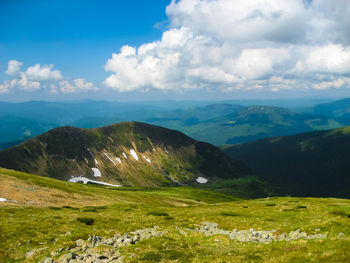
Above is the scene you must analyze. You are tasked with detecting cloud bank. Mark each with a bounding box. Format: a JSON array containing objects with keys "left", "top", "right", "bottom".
[
  {"left": 1, "top": 61, "right": 97, "bottom": 94},
  {"left": 104, "top": 0, "right": 350, "bottom": 93}
]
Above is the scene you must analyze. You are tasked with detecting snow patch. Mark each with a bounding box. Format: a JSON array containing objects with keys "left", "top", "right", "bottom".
[
  {"left": 91, "top": 168, "right": 102, "bottom": 177},
  {"left": 84, "top": 158, "right": 89, "bottom": 164},
  {"left": 0, "top": 197, "right": 16, "bottom": 203},
  {"left": 143, "top": 155, "right": 151, "bottom": 163},
  {"left": 68, "top": 176, "right": 120, "bottom": 187},
  {"left": 196, "top": 177, "right": 208, "bottom": 184},
  {"left": 87, "top": 148, "right": 98, "bottom": 165},
  {"left": 164, "top": 147, "right": 169, "bottom": 154},
  {"left": 116, "top": 157, "right": 122, "bottom": 164},
  {"left": 104, "top": 152, "right": 116, "bottom": 165},
  {"left": 122, "top": 152, "right": 127, "bottom": 159},
  {"left": 130, "top": 149, "right": 139, "bottom": 161}
]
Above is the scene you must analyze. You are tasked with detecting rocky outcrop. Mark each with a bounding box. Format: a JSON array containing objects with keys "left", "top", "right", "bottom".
[
  {"left": 39, "top": 223, "right": 330, "bottom": 263},
  {"left": 41, "top": 226, "right": 164, "bottom": 263},
  {"left": 194, "top": 222, "right": 327, "bottom": 243}
]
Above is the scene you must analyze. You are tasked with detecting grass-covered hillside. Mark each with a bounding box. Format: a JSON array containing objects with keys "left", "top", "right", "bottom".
[
  {"left": 0, "top": 122, "right": 251, "bottom": 188},
  {"left": 0, "top": 168, "right": 349, "bottom": 262},
  {"left": 149, "top": 105, "right": 350, "bottom": 145},
  {"left": 223, "top": 126, "right": 350, "bottom": 198}
]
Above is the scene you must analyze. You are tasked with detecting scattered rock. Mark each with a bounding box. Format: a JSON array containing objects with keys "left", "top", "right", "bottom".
[
  {"left": 193, "top": 222, "right": 327, "bottom": 243},
  {"left": 50, "top": 226, "right": 164, "bottom": 262},
  {"left": 46, "top": 223, "right": 328, "bottom": 262},
  {"left": 60, "top": 252, "right": 77, "bottom": 262},
  {"left": 26, "top": 249, "right": 36, "bottom": 258},
  {"left": 39, "top": 257, "right": 55, "bottom": 263}
]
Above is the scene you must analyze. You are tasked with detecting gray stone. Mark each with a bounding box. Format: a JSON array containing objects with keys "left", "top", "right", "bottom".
[
  {"left": 105, "top": 238, "right": 115, "bottom": 245},
  {"left": 61, "top": 252, "right": 77, "bottom": 262},
  {"left": 123, "top": 238, "right": 132, "bottom": 245},
  {"left": 38, "top": 257, "right": 54, "bottom": 263},
  {"left": 75, "top": 239, "right": 85, "bottom": 247},
  {"left": 26, "top": 249, "right": 36, "bottom": 258}
]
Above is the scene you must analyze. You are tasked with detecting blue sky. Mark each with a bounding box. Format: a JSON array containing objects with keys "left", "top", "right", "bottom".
[
  {"left": 1, "top": 0, "right": 350, "bottom": 101},
  {"left": 0, "top": 0, "right": 167, "bottom": 82}
]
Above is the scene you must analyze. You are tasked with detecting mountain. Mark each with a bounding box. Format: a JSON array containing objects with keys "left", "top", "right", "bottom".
[
  {"left": 0, "top": 100, "right": 163, "bottom": 125},
  {"left": 153, "top": 105, "right": 350, "bottom": 145},
  {"left": 308, "top": 98, "right": 350, "bottom": 119},
  {"left": 0, "top": 121, "right": 251, "bottom": 188},
  {"left": 0, "top": 139, "right": 25, "bottom": 151},
  {"left": 3, "top": 101, "right": 347, "bottom": 148},
  {"left": 222, "top": 126, "right": 350, "bottom": 197},
  {"left": 0, "top": 115, "right": 58, "bottom": 143},
  {"left": 0, "top": 101, "right": 242, "bottom": 144}
]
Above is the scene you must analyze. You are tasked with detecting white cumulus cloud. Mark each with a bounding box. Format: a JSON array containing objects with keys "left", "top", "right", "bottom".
[
  {"left": 25, "top": 64, "right": 62, "bottom": 81},
  {"left": 59, "top": 79, "right": 97, "bottom": 93},
  {"left": 292, "top": 44, "right": 350, "bottom": 75},
  {"left": 2, "top": 60, "right": 98, "bottom": 94},
  {"left": 312, "top": 77, "right": 350, "bottom": 90},
  {"left": 18, "top": 72, "right": 41, "bottom": 91},
  {"left": 0, "top": 81, "right": 12, "bottom": 94},
  {"left": 5, "top": 60, "right": 23, "bottom": 75},
  {"left": 104, "top": 0, "right": 350, "bottom": 93}
]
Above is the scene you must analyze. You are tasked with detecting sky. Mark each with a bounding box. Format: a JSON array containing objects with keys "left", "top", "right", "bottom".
[{"left": 1, "top": 0, "right": 350, "bottom": 102}]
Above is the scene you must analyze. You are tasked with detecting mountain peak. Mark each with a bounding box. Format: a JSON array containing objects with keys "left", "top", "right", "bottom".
[{"left": 0, "top": 121, "right": 250, "bottom": 187}]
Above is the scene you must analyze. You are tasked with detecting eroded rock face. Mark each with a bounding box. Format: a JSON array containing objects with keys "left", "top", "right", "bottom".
[{"left": 194, "top": 222, "right": 328, "bottom": 243}]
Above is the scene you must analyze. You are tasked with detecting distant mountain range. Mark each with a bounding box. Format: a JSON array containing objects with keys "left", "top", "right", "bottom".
[
  {"left": 1, "top": 98, "right": 350, "bottom": 148},
  {"left": 308, "top": 98, "right": 350, "bottom": 119},
  {"left": 0, "top": 122, "right": 251, "bottom": 189},
  {"left": 149, "top": 105, "right": 350, "bottom": 145},
  {"left": 222, "top": 126, "right": 350, "bottom": 198}
]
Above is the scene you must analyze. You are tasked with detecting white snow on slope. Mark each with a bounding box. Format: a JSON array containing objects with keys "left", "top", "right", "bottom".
[
  {"left": 164, "top": 147, "right": 169, "bottom": 154},
  {"left": 91, "top": 168, "right": 102, "bottom": 177},
  {"left": 116, "top": 157, "right": 122, "bottom": 164},
  {"left": 196, "top": 177, "right": 208, "bottom": 184},
  {"left": 143, "top": 156, "right": 151, "bottom": 163},
  {"left": 87, "top": 148, "right": 98, "bottom": 165},
  {"left": 104, "top": 152, "right": 116, "bottom": 165},
  {"left": 130, "top": 149, "right": 139, "bottom": 161},
  {"left": 68, "top": 176, "right": 120, "bottom": 187},
  {"left": 0, "top": 198, "right": 8, "bottom": 202},
  {"left": 122, "top": 152, "right": 127, "bottom": 159}
]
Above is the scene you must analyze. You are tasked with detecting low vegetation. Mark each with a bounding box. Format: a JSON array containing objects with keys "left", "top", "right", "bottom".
[{"left": 0, "top": 168, "right": 349, "bottom": 262}]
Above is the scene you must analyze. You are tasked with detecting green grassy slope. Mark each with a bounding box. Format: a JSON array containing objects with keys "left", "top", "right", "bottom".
[
  {"left": 223, "top": 126, "right": 350, "bottom": 197},
  {"left": 0, "top": 122, "right": 251, "bottom": 188},
  {"left": 0, "top": 168, "right": 349, "bottom": 262}
]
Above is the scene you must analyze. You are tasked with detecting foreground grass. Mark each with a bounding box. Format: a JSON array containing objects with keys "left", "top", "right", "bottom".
[{"left": 1, "top": 168, "right": 350, "bottom": 262}]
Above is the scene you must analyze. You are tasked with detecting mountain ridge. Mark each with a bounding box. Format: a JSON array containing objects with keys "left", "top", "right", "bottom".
[
  {"left": 222, "top": 126, "right": 350, "bottom": 197},
  {"left": 0, "top": 121, "right": 251, "bottom": 189}
]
